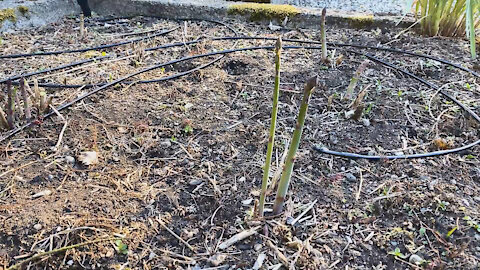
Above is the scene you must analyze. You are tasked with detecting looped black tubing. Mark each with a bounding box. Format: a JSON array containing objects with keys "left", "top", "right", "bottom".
[{"left": 314, "top": 50, "right": 480, "bottom": 160}]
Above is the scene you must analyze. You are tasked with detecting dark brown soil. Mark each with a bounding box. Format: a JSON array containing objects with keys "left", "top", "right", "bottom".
[{"left": 0, "top": 16, "right": 479, "bottom": 270}]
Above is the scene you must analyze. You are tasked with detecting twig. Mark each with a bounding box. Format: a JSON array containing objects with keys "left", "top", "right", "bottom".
[
  {"left": 371, "top": 192, "right": 404, "bottom": 203},
  {"left": 355, "top": 169, "right": 364, "bottom": 201},
  {"left": 291, "top": 199, "right": 317, "bottom": 226},
  {"left": 7, "top": 237, "right": 118, "bottom": 270},
  {"left": 0, "top": 160, "right": 40, "bottom": 178},
  {"left": 50, "top": 105, "right": 68, "bottom": 151},
  {"left": 266, "top": 240, "right": 288, "bottom": 266},
  {"left": 218, "top": 226, "right": 260, "bottom": 250},
  {"left": 156, "top": 217, "right": 196, "bottom": 252}
]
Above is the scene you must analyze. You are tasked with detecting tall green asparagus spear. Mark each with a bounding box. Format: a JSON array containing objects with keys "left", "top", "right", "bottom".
[
  {"left": 273, "top": 76, "right": 317, "bottom": 215},
  {"left": 258, "top": 38, "right": 282, "bottom": 217},
  {"left": 321, "top": 8, "right": 328, "bottom": 62}
]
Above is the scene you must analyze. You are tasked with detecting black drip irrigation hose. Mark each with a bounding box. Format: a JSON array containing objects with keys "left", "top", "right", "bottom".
[
  {"left": 0, "top": 22, "right": 478, "bottom": 161},
  {"left": 316, "top": 50, "right": 480, "bottom": 160},
  {"left": 0, "top": 56, "right": 110, "bottom": 84},
  {"left": 5, "top": 35, "right": 480, "bottom": 88},
  {"left": 0, "top": 18, "right": 239, "bottom": 142},
  {"left": 0, "top": 27, "right": 179, "bottom": 59},
  {"left": 2, "top": 18, "right": 238, "bottom": 87}
]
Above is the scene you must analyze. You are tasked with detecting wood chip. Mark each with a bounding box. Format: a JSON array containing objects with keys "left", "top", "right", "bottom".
[
  {"left": 218, "top": 226, "right": 260, "bottom": 250},
  {"left": 32, "top": 189, "right": 52, "bottom": 198}
]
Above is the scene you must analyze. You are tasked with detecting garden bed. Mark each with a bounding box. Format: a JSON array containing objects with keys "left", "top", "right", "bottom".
[{"left": 0, "top": 15, "right": 479, "bottom": 269}]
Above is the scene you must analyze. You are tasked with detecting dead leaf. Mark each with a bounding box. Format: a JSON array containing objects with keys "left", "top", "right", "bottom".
[
  {"left": 433, "top": 138, "right": 454, "bottom": 150},
  {"left": 78, "top": 151, "right": 99, "bottom": 166}
]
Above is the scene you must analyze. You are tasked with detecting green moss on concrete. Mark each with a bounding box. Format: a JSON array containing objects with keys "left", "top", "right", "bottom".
[
  {"left": 0, "top": 8, "right": 16, "bottom": 25},
  {"left": 17, "top": 6, "right": 29, "bottom": 16},
  {"left": 347, "top": 15, "right": 374, "bottom": 28},
  {"left": 228, "top": 3, "right": 299, "bottom": 21}
]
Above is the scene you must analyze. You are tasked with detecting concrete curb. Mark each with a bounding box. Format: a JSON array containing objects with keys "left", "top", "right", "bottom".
[
  {"left": 89, "top": 0, "right": 413, "bottom": 30},
  {"left": 0, "top": 0, "right": 414, "bottom": 33},
  {"left": 0, "top": 0, "right": 81, "bottom": 32}
]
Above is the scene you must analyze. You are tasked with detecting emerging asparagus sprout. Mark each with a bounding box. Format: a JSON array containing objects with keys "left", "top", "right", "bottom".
[
  {"left": 6, "top": 80, "right": 16, "bottom": 129},
  {"left": 258, "top": 37, "right": 282, "bottom": 217},
  {"left": 20, "top": 78, "right": 31, "bottom": 120},
  {"left": 320, "top": 8, "right": 328, "bottom": 62},
  {"left": 344, "top": 60, "right": 369, "bottom": 101},
  {"left": 272, "top": 76, "right": 317, "bottom": 215}
]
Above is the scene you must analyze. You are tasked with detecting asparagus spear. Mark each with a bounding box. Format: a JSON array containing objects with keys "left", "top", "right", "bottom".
[
  {"left": 258, "top": 38, "right": 282, "bottom": 217},
  {"left": 272, "top": 76, "right": 317, "bottom": 214}
]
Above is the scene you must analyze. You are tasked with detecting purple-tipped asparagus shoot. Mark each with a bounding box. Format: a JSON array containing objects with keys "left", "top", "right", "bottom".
[{"left": 20, "top": 78, "right": 32, "bottom": 120}]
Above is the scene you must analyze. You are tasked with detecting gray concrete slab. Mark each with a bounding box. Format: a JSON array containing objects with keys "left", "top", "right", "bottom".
[
  {"left": 272, "top": 0, "right": 406, "bottom": 15},
  {"left": 0, "top": 0, "right": 412, "bottom": 33},
  {"left": 89, "top": 0, "right": 411, "bottom": 30},
  {"left": 0, "top": 0, "right": 81, "bottom": 32}
]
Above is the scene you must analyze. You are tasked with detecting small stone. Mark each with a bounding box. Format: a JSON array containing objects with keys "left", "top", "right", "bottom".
[
  {"left": 160, "top": 140, "right": 172, "bottom": 148},
  {"left": 208, "top": 254, "right": 227, "bottom": 266},
  {"left": 394, "top": 151, "right": 404, "bottom": 156},
  {"left": 238, "top": 177, "right": 246, "bottom": 182},
  {"left": 286, "top": 216, "right": 295, "bottom": 225},
  {"left": 148, "top": 252, "right": 156, "bottom": 260},
  {"left": 47, "top": 174, "right": 54, "bottom": 181},
  {"left": 241, "top": 198, "right": 253, "bottom": 206},
  {"left": 67, "top": 260, "right": 74, "bottom": 266},
  {"left": 450, "top": 179, "right": 457, "bottom": 185},
  {"left": 409, "top": 254, "right": 424, "bottom": 265},
  {"left": 65, "top": 156, "right": 75, "bottom": 163},
  {"left": 254, "top": 243, "right": 262, "bottom": 251},
  {"left": 362, "top": 118, "right": 371, "bottom": 127},
  {"left": 428, "top": 179, "right": 438, "bottom": 191},
  {"left": 345, "top": 173, "right": 356, "bottom": 182},
  {"left": 189, "top": 179, "right": 203, "bottom": 186},
  {"left": 33, "top": 224, "right": 42, "bottom": 230},
  {"left": 474, "top": 196, "right": 480, "bottom": 202}
]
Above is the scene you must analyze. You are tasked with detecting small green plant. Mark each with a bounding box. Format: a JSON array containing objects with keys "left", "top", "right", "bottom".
[
  {"left": 464, "top": 216, "right": 480, "bottom": 232},
  {"left": 446, "top": 226, "right": 458, "bottom": 238},
  {"left": 184, "top": 124, "right": 193, "bottom": 134},
  {"left": 436, "top": 200, "right": 449, "bottom": 211},
  {"left": 364, "top": 103, "right": 373, "bottom": 114},
  {"left": 258, "top": 38, "right": 282, "bottom": 217},
  {"left": 115, "top": 239, "right": 128, "bottom": 255},
  {"left": 388, "top": 247, "right": 407, "bottom": 259},
  {"left": 272, "top": 76, "right": 317, "bottom": 214},
  {"left": 419, "top": 227, "right": 426, "bottom": 237},
  {"left": 170, "top": 135, "right": 177, "bottom": 142}
]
